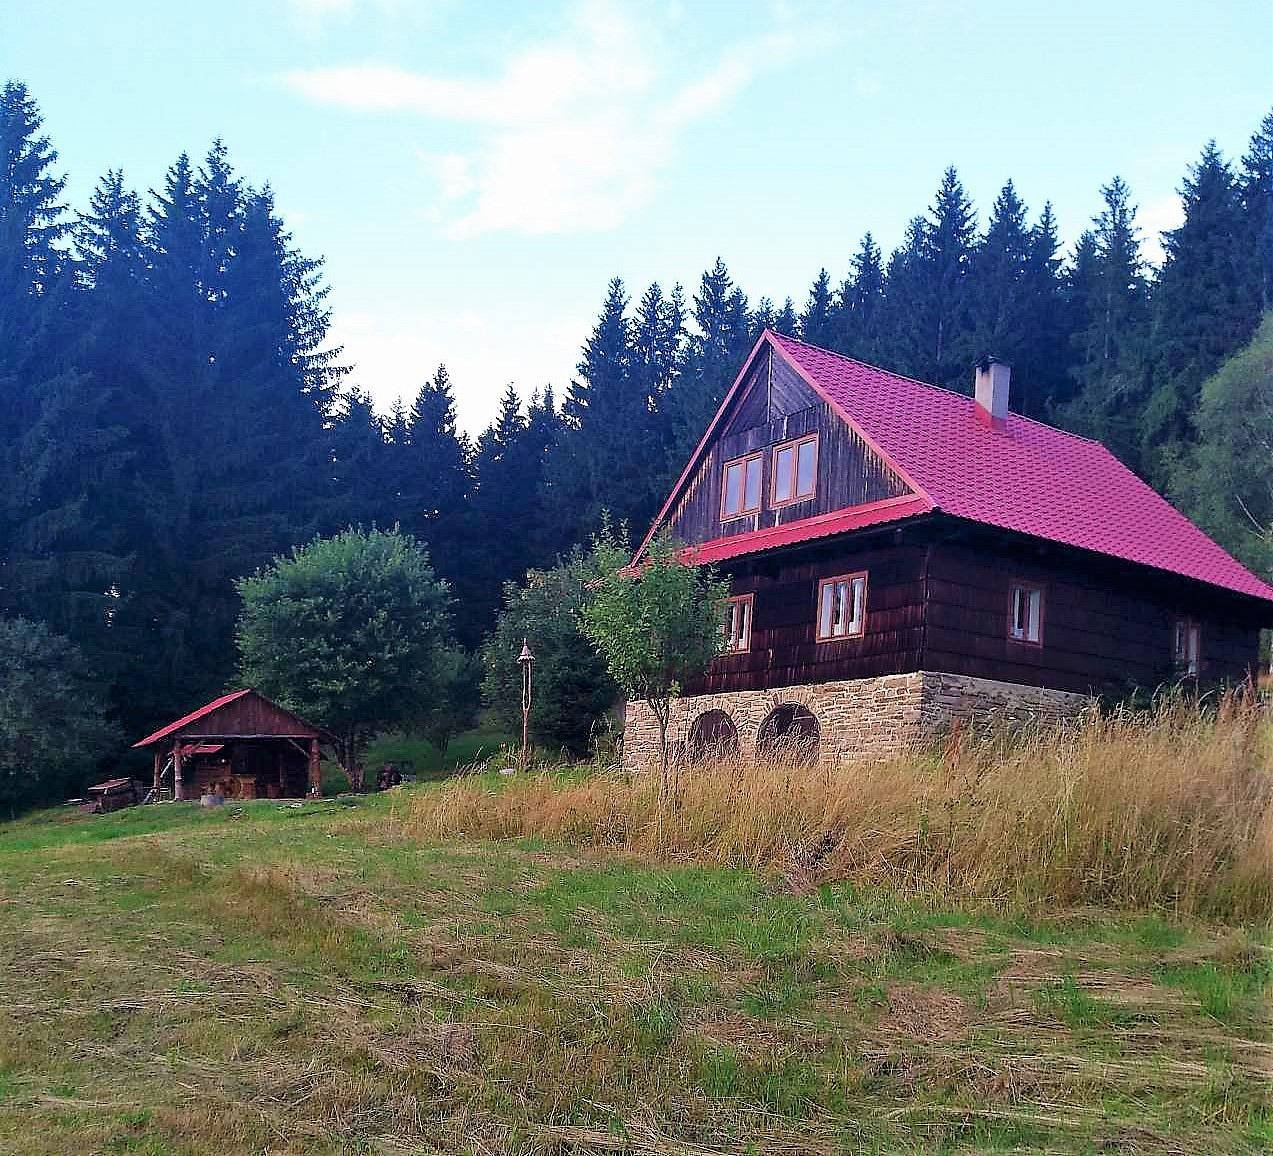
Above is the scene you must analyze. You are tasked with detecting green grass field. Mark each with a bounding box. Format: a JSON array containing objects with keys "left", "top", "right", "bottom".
[{"left": 1, "top": 785, "right": 1269, "bottom": 1154}]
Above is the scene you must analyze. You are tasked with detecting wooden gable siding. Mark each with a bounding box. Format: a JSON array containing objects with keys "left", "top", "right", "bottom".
[
  {"left": 723, "top": 346, "right": 816, "bottom": 432},
  {"left": 684, "top": 535, "right": 927, "bottom": 696},
  {"left": 179, "top": 693, "right": 324, "bottom": 739},
  {"left": 668, "top": 350, "right": 909, "bottom": 547},
  {"left": 922, "top": 539, "right": 1262, "bottom": 695}
]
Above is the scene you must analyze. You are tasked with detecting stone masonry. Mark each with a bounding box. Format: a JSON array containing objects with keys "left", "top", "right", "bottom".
[{"left": 621, "top": 671, "right": 1089, "bottom": 771}]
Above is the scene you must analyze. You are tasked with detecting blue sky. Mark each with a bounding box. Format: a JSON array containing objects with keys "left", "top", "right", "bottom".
[{"left": 5, "top": 0, "right": 1271, "bottom": 431}]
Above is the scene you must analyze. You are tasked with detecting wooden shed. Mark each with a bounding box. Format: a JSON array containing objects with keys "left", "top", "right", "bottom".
[{"left": 132, "top": 690, "right": 333, "bottom": 801}]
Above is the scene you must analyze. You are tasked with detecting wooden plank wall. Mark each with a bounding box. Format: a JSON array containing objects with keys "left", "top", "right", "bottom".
[
  {"left": 685, "top": 538, "right": 927, "bottom": 695},
  {"left": 668, "top": 350, "right": 909, "bottom": 547},
  {"left": 688, "top": 526, "right": 1264, "bottom": 698},
  {"left": 922, "top": 540, "right": 1262, "bottom": 694},
  {"left": 181, "top": 693, "right": 324, "bottom": 739}
]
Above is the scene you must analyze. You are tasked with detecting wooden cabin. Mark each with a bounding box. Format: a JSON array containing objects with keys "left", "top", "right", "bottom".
[
  {"left": 622, "top": 331, "right": 1273, "bottom": 768},
  {"left": 132, "top": 690, "right": 332, "bottom": 800}
]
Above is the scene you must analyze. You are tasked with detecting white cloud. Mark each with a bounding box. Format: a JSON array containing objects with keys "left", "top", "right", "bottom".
[{"left": 281, "top": 0, "right": 801, "bottom": 237}]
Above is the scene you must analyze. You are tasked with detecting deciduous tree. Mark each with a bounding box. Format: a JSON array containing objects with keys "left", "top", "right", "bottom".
[
  {"left": 580, "top": 530, "right": 727, "bottom": 801},
  {"left": 236, "top": 528, "right": 455, "bottom": 778}
]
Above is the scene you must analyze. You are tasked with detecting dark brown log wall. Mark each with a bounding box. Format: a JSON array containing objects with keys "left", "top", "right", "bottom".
[
  {"left": 685, "top": 537, "right": 927, "bottom": 695},
  {"left": 668, "top": 351, "right": 908, "bottom": 547},
  {"left": 688, "top": 524, "right": 1264, "bottom": 698},
  {"left": 922, "top": 539, "right": 1262, "bottom": 694}
]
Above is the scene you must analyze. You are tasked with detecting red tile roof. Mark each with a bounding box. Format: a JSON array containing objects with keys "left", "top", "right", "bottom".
[
  {"left": 647, "top": 331, "right": 1273, "bottom": 604},
  {"left": 132, "top": 689, "right": 253, "bottom": 748},
  {"left": 686, "top": 494, "right": 932, "bottom": 565}
]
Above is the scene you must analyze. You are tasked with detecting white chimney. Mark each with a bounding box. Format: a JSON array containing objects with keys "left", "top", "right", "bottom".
[{"left": 974, "top": 358, "right": 1010, "bottom": 428}]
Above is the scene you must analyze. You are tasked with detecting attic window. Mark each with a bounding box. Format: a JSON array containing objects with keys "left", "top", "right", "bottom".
[
  {"left": 1173, "top": 619, "right": 1200, "bottom": 677},
  {"left": 721, "top": 452, "right": 762, "bottom": 520},
  {"left": 817, "top": 572, "right": 867, "bottom": 641},
  {"left": 771, "top": 434, "right": 818, "bottom": 507},
  {"left": 1009, "top": 583, "right": 1043, "bottom": 645},
  {"left": 723, "top": 594, "right": 753, "bottom": 653}
]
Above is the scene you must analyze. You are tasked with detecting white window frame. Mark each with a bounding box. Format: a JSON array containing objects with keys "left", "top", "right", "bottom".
[
  {"left": 723, "top": 593, "right": 753, "bottom": 653},
  {"left": 720, "top": 452, "right": 763, "bottom": 521},
  {"left": 1009, "top": 583, "right": 1044, "bottom": 645},
  {"left": 816, "top": 572, "right": 867, "bottom": 641},
  {"left": 771, "top": 434, "right": 819, "bottom": 508},
  {"left": 1173, "top": 618, "right": 1200, "bottom": 676}
]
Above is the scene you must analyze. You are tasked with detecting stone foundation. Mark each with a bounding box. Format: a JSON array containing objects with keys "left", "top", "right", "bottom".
[{"left": 621, "top": 671, "right": 1088, "bottom": 771}]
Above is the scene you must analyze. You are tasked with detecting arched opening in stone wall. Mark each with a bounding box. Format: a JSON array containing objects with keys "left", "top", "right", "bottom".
[
  {"left": 756, "top": 704, "right": 820, "bottom": 765},
  {"left": 687, "top": 710, "right": 740, "bottom": 763}
]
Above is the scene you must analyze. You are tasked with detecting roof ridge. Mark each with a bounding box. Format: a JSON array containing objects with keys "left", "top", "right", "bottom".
[{"left": 766, "top": 329, "right": 1104, "bottom": 446}]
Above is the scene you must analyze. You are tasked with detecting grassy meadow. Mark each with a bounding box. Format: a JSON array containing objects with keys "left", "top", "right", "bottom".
[{"left": 1, "top": 699, "right": 1271, "bottom": 1154}]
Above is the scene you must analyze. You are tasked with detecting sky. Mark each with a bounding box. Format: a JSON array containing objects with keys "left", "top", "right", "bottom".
[{"left": 5, "top": 0, "right": 1272, "bottom": 432}]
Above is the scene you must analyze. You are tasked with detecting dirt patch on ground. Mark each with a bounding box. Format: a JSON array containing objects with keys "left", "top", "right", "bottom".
[
  {"left": 689, "top": 1011, "right": 811, "bottom": 1057},
  {"left": 877, "top": 982, "right": 972, "bottom": 1042}
]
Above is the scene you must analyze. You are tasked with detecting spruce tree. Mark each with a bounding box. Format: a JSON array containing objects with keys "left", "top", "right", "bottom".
[
  {"left": 750, "top": 296, "right": 776, "bottom": 337},
  {"left": 109, "top": 143, "right": 339, "bottom": 731},
  {"left": 773, "top": 296, "right": 798, "bottom": 337},
  {"left": 467, "top": 386, "right": 537, "bottom": 640},
  {"left": 328, "top": 386, "right": 393, "bottom": 529},
  {"left": 1059, "top": 178, "right": 1149, "bottom": 465},
  {"left": 0, "top": 79, "right": 68, "bottom": 580},
  {"left": 0, "top": 81, "right": 122, "bottom": 655},
  {"left": 968, "top": 183, "right": 1067, "bottom": 417},
  {"left": 1020, "top": 202, "right": 1071, "bottom": 412},
  {"left": 969, "top": 180, "right": 1030, "bottom": 356},
  {"left": 1144, "top": 144, "right": 1258, "bottom": 482},
  {"left": 834, "top": 233, "right": 884, "bottom": 360},
  {"left": 799, "top": 268, "right": 835, "bottom": 347},
  {"left": 631, "top": 281, "right": 685, "bottom": 407},
  {"left": 876, "top": 169, "right": 978, "bottom": 388},
  {"left": 397, "top": 364, "right": 474, "bottom": 628},
  {"left": 630, "top": 281, "right": 686, "bottom": 496},
  {"left": 1241, "top": 109, "right": 1273, "bottom": 313},
  {"left": 924, "top": 166, "right": 979, "bottom": 387},
  {"left": 671, "top": 259, "right": 752, "bottom": 455},
  {"left": 548, "top": 277, "right": 672, "bottom": 542},
  {"left": 875, "top": 216, "right": 929, "bottom": 377}
]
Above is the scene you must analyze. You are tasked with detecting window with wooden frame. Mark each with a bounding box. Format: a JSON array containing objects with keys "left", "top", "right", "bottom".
[
  {"left": 1008, "top": 583, "right": 1044, "bottom": 645},
  {"left": 720, "top": 452, "right": 763, "bottom": 520},
  {"left": 1173, "top": 618, "right": 1200, "bottom": 676},
  {"left": 771, "top": 434, "right": 818, "bottom": 507},
  {"left": 723, "top": 593, "right": 753, "bottom": 653},
  {"left": 816, "top": 572, "right": 867, "bottom": 641}
]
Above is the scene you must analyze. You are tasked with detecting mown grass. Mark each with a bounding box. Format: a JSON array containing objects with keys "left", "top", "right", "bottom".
[{"left": 0, "top": 785, "right": 1270, "bottom": 1154}]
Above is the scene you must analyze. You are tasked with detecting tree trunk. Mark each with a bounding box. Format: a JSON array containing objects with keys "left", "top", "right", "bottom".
[{"left": 340, "top": 729, "right": 363, "bottom": 792}]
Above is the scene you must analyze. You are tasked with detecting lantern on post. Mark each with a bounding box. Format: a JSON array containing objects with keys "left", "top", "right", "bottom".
[{"left": 517, "top": 638, "right": 535, "bottom": 771}]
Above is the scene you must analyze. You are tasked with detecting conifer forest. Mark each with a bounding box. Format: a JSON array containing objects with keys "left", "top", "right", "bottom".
[{"left": 2, "top": 78, "right": 1271, "bottom": 807}]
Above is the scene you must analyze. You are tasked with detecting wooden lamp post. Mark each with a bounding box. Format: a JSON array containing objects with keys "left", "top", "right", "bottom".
[{"left": 518, "top": 638, "right": 535, "bottom": 771}]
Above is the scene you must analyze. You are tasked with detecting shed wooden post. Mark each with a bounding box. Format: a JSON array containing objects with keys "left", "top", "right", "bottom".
[
  {"left": 307, "top": 738, "right": 321, "bottom": 797},
  {"left": 172, "top": 739, "right": 184, "bottom": 801},
  {"left": 152, "top": 750, "right": 162, "bottom": 796}
]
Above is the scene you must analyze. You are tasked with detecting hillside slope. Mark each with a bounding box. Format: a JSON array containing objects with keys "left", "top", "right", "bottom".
[{"left": 0, "top": 793, "right": 1269, "bottom": 1154}]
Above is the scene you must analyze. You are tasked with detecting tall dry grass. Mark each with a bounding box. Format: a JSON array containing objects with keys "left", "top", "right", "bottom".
[{"left": 405, "top": 693, "right": 1273, "bottom": 920}]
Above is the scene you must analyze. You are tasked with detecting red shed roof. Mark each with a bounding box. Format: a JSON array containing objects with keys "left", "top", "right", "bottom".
[
  {"left": 132, "top": 689, "right": 330, "bottom": 749},
  {"left": 133, "top": 690, "right": 252, "bottom": 748},
  {"left": 646, "top": 331, "right": 1273, "bottom": 604}
]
